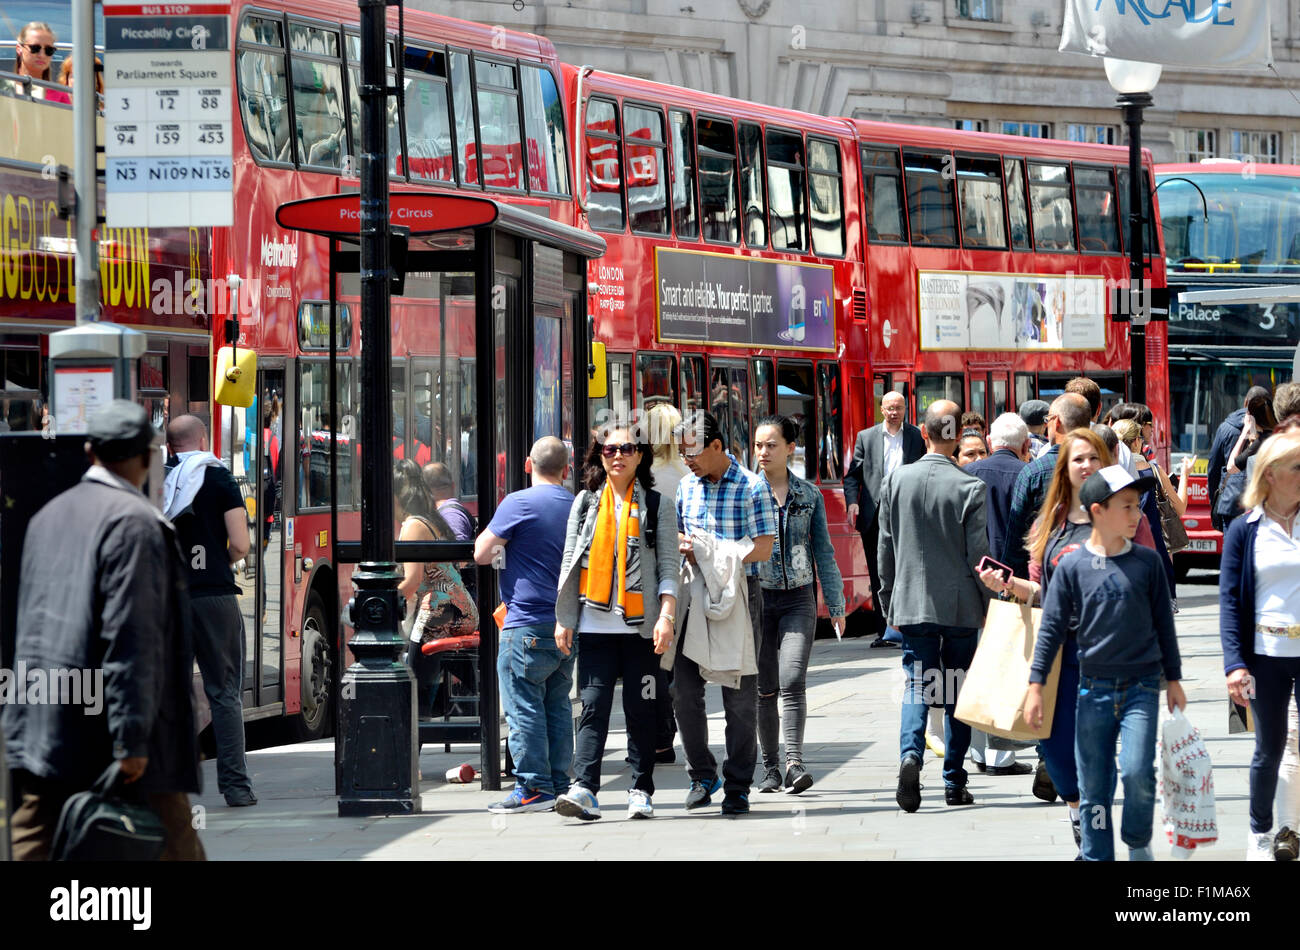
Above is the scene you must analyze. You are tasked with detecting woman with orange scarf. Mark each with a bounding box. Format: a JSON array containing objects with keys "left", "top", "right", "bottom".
[{"left": 553, "top": 425, "right": 679, "bottom": 821}]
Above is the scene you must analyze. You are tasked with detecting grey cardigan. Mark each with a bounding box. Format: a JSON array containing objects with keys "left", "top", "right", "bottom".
[{"left": 555, "top": 482, "right": 680, "bottom": 634}]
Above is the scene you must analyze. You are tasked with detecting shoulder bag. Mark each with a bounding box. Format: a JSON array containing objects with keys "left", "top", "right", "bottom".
[
  {"left": 1151, "top": 464, "right": 1190, "bottom": 555},
  {"left": 51, "top": 763, "right": 167, "bottom": 861}
]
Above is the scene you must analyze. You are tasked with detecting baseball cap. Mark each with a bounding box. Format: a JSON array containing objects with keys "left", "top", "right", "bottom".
[
  {"left": 87, "top": 399, "right": 157, "bottom": 462},
  {"left": 1079, "top": 464, "right": 1156, "bottom": 512},
  {"left": 1018, "top": 400, "right": 1050, "bottom": 427}
]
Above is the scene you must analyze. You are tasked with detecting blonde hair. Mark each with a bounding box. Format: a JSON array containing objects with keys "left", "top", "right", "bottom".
[
  {"left": 16, "top": 22, "right": 56, "bottom": 80},
  {"left": 646, "top": 402, "right": 683, "bottom": 464},
  {"left": 1241, "top": 431, "right": 1300, "bottom": 511},
  {"left": 1112, "top": 418, "right": 1141, "bottom": 450},
  {"left": 1026, "top": 428, "right": 1113, "bottom": 565}
]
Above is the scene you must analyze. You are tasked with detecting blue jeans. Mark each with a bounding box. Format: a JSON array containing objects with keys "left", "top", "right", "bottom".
[
  {"left": 1075, "top": 673, "right": 1161, "bottom": 861},
  {"left": 1039, "top": 639, "right": 1081, "bottom": 803},
  {"left": 498, "top": 623, "right": 576, "bottom": 796},
  {"left": 899, "top": 623, "right": 978, "bottom": 788}
]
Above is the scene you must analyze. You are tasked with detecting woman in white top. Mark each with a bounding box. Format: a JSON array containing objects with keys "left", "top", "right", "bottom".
[{"left": 1220, "top": 430, "right": 1300, "bottom": 860}]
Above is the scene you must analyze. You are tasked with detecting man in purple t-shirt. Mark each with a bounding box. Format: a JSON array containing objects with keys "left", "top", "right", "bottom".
[
  {"left": 473, "top": 437, "right": 574, "bottom": 813},
  {"left": 422, "top": 461, "right": 476, "bottom": 541}
]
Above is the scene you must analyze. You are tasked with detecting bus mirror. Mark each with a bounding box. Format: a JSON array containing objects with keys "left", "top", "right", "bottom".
[
  {"left": 588, "top": 342, "right": 607, "bottom": 399},
  {"left": 215, "top": 346, "right": 257, "bottom": 407}
]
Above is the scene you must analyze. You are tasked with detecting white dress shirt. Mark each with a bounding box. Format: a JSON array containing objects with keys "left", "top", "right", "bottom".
[
  {"left": 1253, "top": 505, "right": 1300, "bottom": 657},
  {"left": 882, "top": 425, "right": 904, "bottom": 478}
]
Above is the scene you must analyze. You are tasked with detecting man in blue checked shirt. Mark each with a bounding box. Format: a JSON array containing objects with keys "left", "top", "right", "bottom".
[{"left": 672, "top": 412, "right": 776, "bottom": 816}]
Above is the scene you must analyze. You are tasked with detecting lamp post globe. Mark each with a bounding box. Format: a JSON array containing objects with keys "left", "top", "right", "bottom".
[{"left": 1104, "top": 57, "right": 1162, "bottom": 95}]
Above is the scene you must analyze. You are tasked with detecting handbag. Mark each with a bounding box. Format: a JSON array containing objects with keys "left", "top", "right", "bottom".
[
  {"left": 955, "top": 598, "right": 1062, "bottom": 741},
  {"left": 51, "top": 763, "right": 167, "bottom": 861},
  {"left": 1152, "top": 464, "right": 1190, "bottom": 555}
]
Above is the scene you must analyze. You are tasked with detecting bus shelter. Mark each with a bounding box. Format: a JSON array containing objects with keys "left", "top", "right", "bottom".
[{"left": 276, "top": 192, "right": 604, "bottom": 791}]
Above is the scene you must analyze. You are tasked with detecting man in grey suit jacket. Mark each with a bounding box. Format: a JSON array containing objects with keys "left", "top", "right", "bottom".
[
  {"left": 877, "top": 399, "right": 990, "bottom": 813},
  {"left": 842, "top": 391, "right": 924, "bottom": 646}
]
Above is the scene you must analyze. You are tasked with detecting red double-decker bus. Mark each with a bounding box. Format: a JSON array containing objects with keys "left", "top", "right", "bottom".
[{"left": 856, "top": 123, "right": 1170, "bottom": 467}]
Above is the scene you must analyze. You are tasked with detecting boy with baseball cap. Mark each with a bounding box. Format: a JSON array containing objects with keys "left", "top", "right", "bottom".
[{"left": 1025, "top": 465, "right": 1186, "bottom": 861}]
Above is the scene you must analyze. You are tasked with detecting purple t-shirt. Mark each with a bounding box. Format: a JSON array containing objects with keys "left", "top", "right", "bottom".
[
  {"left": 437, "top": 498, "right": 476, "bottom": 541},
  {"left": 486, "top": 484, "right": 573, "bottom": 629}
]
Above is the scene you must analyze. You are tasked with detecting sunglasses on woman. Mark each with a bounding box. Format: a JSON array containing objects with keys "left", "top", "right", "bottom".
[
  {"left": 600, "top": 442, "right": 637, "bottom": 458},
  {"left": 24, "top": 43, "right": 57, "bottom": 56}
]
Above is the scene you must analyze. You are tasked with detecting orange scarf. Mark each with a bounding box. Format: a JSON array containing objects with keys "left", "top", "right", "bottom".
[{"left": 579, "top": 481, "right": 644, "bottom": 625}]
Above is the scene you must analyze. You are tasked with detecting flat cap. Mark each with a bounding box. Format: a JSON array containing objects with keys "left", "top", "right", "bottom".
[
  {"left": 88, "top": 399, "right": 156, "bottom": 461},
  {"left": 1018, "top": 400, "right": 1051, "bottom": 427}
]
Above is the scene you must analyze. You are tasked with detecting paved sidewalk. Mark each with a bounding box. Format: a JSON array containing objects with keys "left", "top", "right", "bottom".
[{"left": 194, "top": 573, "right": 1248, "bottom": 860}]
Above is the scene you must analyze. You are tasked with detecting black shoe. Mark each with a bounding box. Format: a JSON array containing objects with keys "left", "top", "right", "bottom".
[
  {"left": 684, "top": 777, "right": 722, "bottom": 810},
  {"left": 896, "top": 755, "right": 922, "bottom": 813},
  {"left": 720, "top": 791, "right": 750, "bottom": 815},
  {"left": 1032, "top": 759, "right": 1058, "bottom": 803},
  {"left": 944, "top": 786, "right": 975, "bottom": 806},
  {"left": 757, "top": 767, "right": 783, "bottom": 793},
  {"left": 225, "top": 791, "right": 258, "bottom": 807},
  {"left": 868, "top": 636, "right": 898, "bottom": 649},
  {"left": 986, "top": 761, "right": 1034, "bottom": 777},
  {"left": 1276, "top": 827, "right": 1299, "bottom": 861},
  {"left": 972, "top": 760, "right": 987, "bottom": 773},
  {"left": 785, "top": 763, "right": 814, "bottom": 795},
  {"left": 655, "top": 747, "right": 677, "bottom": 765}
]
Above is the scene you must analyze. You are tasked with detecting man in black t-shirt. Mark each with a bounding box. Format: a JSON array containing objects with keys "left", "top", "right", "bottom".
[{"left": 165, "top": 415, "right": 255, "bottom": 807}]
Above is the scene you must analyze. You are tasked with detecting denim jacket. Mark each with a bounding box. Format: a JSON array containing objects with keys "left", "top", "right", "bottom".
[{"left": 758, "top": 470, "right": 846, "bottom": 616}]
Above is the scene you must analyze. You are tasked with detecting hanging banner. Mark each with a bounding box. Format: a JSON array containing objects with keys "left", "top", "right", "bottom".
[{"left": 1059, "top": 0, "right": 1272, "bottom": 69}]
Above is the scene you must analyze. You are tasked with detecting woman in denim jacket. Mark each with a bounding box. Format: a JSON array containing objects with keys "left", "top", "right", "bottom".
[{"left": 754, "top": 415, "right": 846, "bottom": 794}]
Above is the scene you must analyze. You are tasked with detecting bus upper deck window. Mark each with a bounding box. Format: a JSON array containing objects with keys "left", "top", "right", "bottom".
[
  {"left": 1074, "top": 165, "right": 1121, "bottom": 254},
  {"left": 521, "top": 65, "right": 569, "bottom": 195},
  {"left": 766, "top": 128, "right": 806, "bottom": 252},
  {"left": 625, "top": 105, "right": 669, "bottom": 235},
  {"left": 956, "top": 154, "right": 1008, "bottom": 250},
  {"left": 808, "top": 138, "right": 844, "bottom": 258},
  {"left": 862, "top": 145, "right": 906, "bottom": 244},
  {"left": 670, "top": 110, "right": 699, "bottom": 240},
  {"left": 1029, "top": 162, "right": 1076, "bottom": 252},
  {"left": 903, "top": 150, "right": 958, "bottom": 248},
  {"left": 585, "top": 97, "right": 624, "bottom": 232},
  {"left": 697, "top": 117, "right": 740, "bottom": 245}
]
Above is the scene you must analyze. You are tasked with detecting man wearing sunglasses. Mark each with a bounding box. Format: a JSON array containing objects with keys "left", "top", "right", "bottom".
[
  {"left": 671, "top": 412, "right": 775, "bottom": 815},
  {"left": 9, "top": 22, "right": 57, "bottom": 99}
]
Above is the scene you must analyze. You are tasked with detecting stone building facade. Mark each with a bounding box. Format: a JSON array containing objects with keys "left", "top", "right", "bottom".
[{"left": 413, "top": 0, "right": 1300, "bottom": 164}]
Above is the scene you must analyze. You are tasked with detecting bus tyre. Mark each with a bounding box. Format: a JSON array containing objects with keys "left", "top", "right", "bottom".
[{"left": 292, "top": 591, "right": 334, "bottom": 741}]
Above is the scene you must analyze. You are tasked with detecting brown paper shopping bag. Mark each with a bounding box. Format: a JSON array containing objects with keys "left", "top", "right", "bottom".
[{"left": 955, "top": 599, "right": 1062, "bottom": 741}]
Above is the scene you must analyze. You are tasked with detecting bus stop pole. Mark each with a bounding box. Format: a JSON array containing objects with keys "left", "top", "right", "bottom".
[
  {"left": 336, "top": 0, "right": 418, "bottom": 816},
  {"left": 73, "top": 0, "right": 98, "bottom": 325}
]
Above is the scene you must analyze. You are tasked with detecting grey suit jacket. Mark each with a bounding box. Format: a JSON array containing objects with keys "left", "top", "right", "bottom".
[
  {"left": 842, "top": 422, "right": 925, "bottom": 531},
  {"left": 876, "top": 453, "right": 991, "bottom": 629}
]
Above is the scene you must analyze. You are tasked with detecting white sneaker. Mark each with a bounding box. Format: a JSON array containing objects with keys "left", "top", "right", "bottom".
[
  {"left": 1247, "top": 831, "right": 1274, "bottom": 861},
  {"left": 627, "top": 788, "right": 654, "bottom": 819},
  {"left": 555, "top": 786, "right": 601, "bottom": 821}
]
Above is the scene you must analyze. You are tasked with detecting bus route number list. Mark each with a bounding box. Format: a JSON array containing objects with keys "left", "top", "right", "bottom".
[{"left": 103, "top": 9, "right": 233, "bottom": 228}]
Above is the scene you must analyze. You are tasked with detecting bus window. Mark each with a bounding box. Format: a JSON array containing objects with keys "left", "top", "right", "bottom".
[
  {"left": 608, "top": 353, "right": 633, "bottom": 427},
  {"left": 520, "top": 65, "right": 569, "bottom": 195},
  {"left": 1116, "top": 167, "right": 1159, "bottom": 261},
  {"left": 710, "top": 360, "right": 750, "bottom": 465},
  {"left": 766, "top": 128, "right": 806, "bottom": 252},
  {"left": 459, "top": 358, "right": 477, "bottom": 497},
  {"left": 402, "top": 46, "right": 454, "bottom": 183},
  {"left": 670, "top": 109, "right": 699, "bottom": 239},
  {"left": 970, "top": 377, "right": 986, "bottom": 421},
  {"left": 1004, "top": 157, "right": 1031, "bottom": 250},
  {"left": 475, "top": 58, "right": 523, "bottom": 192},
  {"left": 289, "top": 24, "right": 347, "bottom": 171},
  {"left": 586, "top": 97, "right": 624, "bottom": 232},
  {"left": 1015, "top": 372, "right": 1035, "bottom": 408},
  {"left": 915, "top": 373, "right": 963, "bottom": 417},
  {"left": 738, "top": 123, "right": 767, "bottom": 248},
  {"left": 817, "top": 362, "right": 843, "bottom": 483},
  {"left": 298, "top": 360, "right": 356, "bottom": 510},
  {"left": 681, "top": 353, "right": 706, "bottom": 419},
  {"left": 237, "top": 15, "right": 292, "bottom": 164},
  {"left": 637, "top": 352, "right": 677, "bottom": 409},
  {"left": 1029, "top": 162, "right": 1076, "bottom": 252},
  {"left": 624, "top": 104, "right": 669, "bottom": 235},
  {"left": 809, "top": 138, "right": 844, "bottom": 257},
  {"left": 862, "top": 145, "right": 907, "bottom": 244},
  {"left": 752, "top": 357, "right": 774, "bottom": 419},
  {"left": 1074, "top": 166, "right": 1121, "bottom": 254},
  {"left": 777, "top": 360, "right": 815, "bottom": 480},
  {"left": 957, "top": 154, "right": 1008, "bottom": 250},
  {"left": 698, "top": 117, "right": 740, "bottom": 245},
  {"left": 347, "top": 34, "right": 401, "bottom": 177},
  {"left": 449, "top": 50, "right": 479, "bottom": 186},
  {"left": 903, "top": 150, "right": 958, "bottom": 247}
]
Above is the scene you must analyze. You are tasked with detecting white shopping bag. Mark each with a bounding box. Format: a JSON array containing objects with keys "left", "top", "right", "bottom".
[{"left": 1158, "top": 708, "right": 1218, "bottom": 858}]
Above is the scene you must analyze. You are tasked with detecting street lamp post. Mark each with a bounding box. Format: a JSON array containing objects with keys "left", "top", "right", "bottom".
[
  {"left": 336, "top": 0, "right": 419, "bottom": 816},
  {"left": 1105, "top": 57, "right": 1162, "bottom": 407}
]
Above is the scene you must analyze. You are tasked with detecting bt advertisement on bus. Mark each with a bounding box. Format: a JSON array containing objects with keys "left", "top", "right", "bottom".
[
  {"left": 917, "top": 270, "right": 1108, "bottom": 351},
  {"left": 654, "top": 248, "right": 835, "bottom": 352}
]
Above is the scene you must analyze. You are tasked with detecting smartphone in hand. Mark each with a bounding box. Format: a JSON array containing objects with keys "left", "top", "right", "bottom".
[{"left": 976, "top": 554, "right": 1012, "bottom": 583}]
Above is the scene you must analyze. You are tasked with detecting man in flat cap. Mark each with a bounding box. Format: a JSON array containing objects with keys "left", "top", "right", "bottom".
[
  {"left": 3, "top": 400, "right": 204, "bottom": 859},
  {"left": 1019, "top": 400, "right": 1051, "bottom": 458}
]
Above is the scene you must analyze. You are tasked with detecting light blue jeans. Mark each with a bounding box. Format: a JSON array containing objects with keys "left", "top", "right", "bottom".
[
  {"left": 498, "top": 623, "right": 575, "bottom": 795},
  {"left": 1074, "top": 673, "right": 1160, "bottom": 861}
]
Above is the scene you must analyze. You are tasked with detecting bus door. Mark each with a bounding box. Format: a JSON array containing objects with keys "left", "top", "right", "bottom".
[
  {"left": 874, "top": 371, "right": 912, "bottom": 424},
  {"left": 256, "top": 364, "right": 285, "bottom": 706},
  {"left": 968, "top": 370, "right": 1009, "bottom": 423}
]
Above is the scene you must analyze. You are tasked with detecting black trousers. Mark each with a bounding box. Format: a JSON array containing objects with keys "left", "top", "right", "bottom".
[
  {"left": 572, "top": 633, "right": 661, "bottom": 796},
  {"left": 859, "top": 515, "right": 886, "bottom": 635}
]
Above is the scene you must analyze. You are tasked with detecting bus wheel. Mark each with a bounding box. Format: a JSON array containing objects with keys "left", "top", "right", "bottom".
[{"left": 292, "top": 591, "right": 334, "bottom": 741}]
